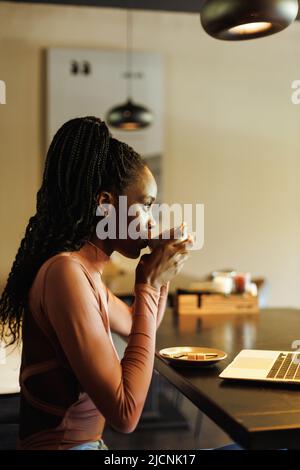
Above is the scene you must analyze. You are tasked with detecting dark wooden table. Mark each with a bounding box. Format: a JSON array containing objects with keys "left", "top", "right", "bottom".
[{"left": 154, "top": 308, "right": 300, "bottom": 449}]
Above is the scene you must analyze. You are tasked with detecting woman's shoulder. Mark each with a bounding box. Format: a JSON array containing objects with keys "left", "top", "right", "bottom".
[
  {"left": 31, "top": 251, "right": 91, "bottom": 293},
  {"left": 29, "top": 251, "right": 98, "bottom": 309},
  {"left": 41, "top": 251, "right": 89, "bottom": 280}
]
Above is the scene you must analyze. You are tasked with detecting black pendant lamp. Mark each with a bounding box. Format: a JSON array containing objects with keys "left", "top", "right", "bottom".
[
  {"left": 200, "top": 0, "right": 299, "bottom": 41},
  {"left": 106, "top": 9, "right": 153, "bottom": 130}
]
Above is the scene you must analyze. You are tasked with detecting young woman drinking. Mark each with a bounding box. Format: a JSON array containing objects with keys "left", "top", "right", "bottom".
[{"left": 0, "top": 116, "right": 193, "bottom": 450}]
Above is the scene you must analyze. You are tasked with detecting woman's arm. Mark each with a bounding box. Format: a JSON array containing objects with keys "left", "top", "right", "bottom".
[
  {"left": 43, "top": 257, "right": 161, "bottom": 434},
  {"left": 107, "top": 281, "right": 170, "bottom": 338},
  {"left": 156, "top": 281, "right": 170, "bottom": 329}
]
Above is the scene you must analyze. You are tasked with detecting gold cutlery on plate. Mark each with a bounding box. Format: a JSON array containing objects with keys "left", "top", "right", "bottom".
[{"left": 171, "top": 352, "right": 219, "bottom": 359}]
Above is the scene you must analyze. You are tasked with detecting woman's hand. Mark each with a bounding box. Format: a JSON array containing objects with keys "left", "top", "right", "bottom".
[{"left": 135, "top": 231, "right": 194, "bottom": 290}]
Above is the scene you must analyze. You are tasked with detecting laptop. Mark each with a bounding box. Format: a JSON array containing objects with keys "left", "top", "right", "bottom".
[{"left": 219, "top": 349, "right": 300, "bottom": 384}]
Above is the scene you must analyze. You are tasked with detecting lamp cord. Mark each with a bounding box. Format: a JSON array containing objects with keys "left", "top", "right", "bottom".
[{"left": 126, "top": 8, "right": 133, "bottom": 101}]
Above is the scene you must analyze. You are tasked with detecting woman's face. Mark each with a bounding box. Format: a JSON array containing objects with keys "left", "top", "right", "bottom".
[{"left": 98, "top": 165, "right": 157, "bottom": 259}]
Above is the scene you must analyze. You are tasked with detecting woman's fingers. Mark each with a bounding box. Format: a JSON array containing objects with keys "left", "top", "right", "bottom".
[
  {"left": 169, "top": 244, "right": 191, "bottom": 258},
  {"left": 171, "top": 252, "right": 189, "bottom": 270},
  {"left": 173, "top": 235, "right": 194, "bottom": 249}
]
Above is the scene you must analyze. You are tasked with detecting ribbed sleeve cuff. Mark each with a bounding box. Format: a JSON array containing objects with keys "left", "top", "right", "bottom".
[
  {"left": 134, "top": 283, "right": 161, "bottom": 296},
  {"left": 133, "top": 283, "right": 161, "bottom": 318}
]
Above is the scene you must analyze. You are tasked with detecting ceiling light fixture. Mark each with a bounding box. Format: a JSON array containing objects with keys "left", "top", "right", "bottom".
[
  {"left": 200, "top": 0, "right": 299, "bottom": 41},
  {"left": 106, "top": 8, "right": 153, "bottom": 130}
]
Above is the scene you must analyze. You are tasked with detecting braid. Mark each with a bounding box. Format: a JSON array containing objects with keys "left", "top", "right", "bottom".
[
  {"left": 103, "top": 137, "right": 144, "bottom": 194},
  {"left": 0, "top": 116, "right": 146, "bottom": 346}
]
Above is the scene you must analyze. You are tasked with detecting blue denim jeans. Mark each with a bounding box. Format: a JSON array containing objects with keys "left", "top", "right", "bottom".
[
  {"left": 68, "top": 440, "right": 238, "bottom": 451},
  {"left": 68, "top": 441, "right": 238, "bottom": 451},
  {"left": 68, "top": 439, "right": 109, "bottom": 450}
]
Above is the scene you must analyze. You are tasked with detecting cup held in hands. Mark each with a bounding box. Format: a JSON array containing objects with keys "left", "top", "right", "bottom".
[{"left": 148, "top": 222, "right": 193, "bottom": 250}]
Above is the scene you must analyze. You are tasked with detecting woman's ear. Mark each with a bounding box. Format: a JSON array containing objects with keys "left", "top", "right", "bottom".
[{"left": 97, "top": 191, "right": 115, "bottom": 216}]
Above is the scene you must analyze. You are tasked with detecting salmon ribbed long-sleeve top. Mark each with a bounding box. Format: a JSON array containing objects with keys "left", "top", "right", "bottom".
[{"left": 17, "top": 241, "right": 169, "bottom": 450}]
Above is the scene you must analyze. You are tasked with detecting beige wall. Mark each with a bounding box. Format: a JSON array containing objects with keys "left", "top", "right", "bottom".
[{"left": 1, "top": 2, "right": 300, "bottom": 307}]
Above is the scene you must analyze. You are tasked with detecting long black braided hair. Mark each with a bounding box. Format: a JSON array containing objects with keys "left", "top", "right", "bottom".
[{"left": 0, "top": 116, "right": 146, "bottom": 346}]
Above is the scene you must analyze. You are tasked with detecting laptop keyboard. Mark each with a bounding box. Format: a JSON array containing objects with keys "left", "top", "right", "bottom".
[{"left": 266, "top": 353, "right": 300, "bottom": 380}]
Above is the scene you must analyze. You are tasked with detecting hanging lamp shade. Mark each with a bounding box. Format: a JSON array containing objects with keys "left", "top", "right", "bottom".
[
  {"left": 106, "top": 98, "right": 154, "bottom": 130},
  {"left": 200, "top": 0, "right": 299, "bottom": 41},
  {"left": 106, "top": 8, "right": 154, "bottom": 131}
]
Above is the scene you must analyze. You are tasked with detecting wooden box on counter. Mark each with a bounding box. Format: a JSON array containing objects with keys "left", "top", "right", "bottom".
[{"left": 174, "top": 289, "right": 259, "bottom": 315}]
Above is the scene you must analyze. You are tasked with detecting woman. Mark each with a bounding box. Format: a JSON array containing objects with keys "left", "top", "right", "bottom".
[{"left": 0, "top": 116, "right": 192, "bottom": 450}]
